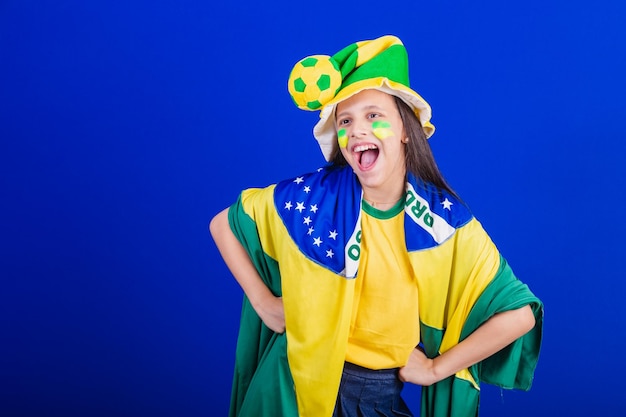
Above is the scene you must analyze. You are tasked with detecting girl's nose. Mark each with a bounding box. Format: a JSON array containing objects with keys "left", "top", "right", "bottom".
[{"left": 350, "top": 121, "right": 369, "bottom": 138}]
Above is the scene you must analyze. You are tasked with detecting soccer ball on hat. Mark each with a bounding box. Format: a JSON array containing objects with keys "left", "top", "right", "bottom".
[{"left": 288, "top": 55, "right": 342, "bottom": 111}]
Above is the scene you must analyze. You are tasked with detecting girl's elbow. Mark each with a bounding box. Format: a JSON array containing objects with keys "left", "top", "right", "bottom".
[
  {"left": 209, "top": 208, "right": 229, "bottom": 239},
  {"left": 519, "top": 304, "right": 536, "bottom": 334},
  {"left": 209, "top": 215, "right": 219, "bottom": 237}
]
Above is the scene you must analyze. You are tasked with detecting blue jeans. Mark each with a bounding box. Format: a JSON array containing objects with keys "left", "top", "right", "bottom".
[{"left": 332, "top": 362, "right": 413, "bottom": 417}]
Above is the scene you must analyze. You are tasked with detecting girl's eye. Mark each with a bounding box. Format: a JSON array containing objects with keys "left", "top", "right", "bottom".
[{"left": 338, "top": 119, "right": 350, "bottom": 125}]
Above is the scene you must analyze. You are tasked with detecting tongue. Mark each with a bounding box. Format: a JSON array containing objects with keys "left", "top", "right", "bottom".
[{"left": 360, "top": 149, "right": 378, "bottom": 169}]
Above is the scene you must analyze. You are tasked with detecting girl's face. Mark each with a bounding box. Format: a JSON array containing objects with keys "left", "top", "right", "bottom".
[{"left": 335, "top": 89, "right": 407, "bottom": 198}]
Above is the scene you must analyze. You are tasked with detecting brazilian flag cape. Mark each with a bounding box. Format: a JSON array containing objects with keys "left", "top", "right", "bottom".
[{"left": 225, "top": 165, "right": 543, "bottom": 417}]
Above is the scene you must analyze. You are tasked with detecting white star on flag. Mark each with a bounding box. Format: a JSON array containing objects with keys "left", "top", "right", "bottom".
[
  {"left": 294, "top": 177, "right": 304, "bottom": 184},
  {"left": 313, "top": 237, "right": 323, "bottom": 247},
  {"left": 310, "top": 204, "right": 318, "bottom": 213},
  {"left": 303, "top": 216, "right": 312, "bottom": 225},
  {"left": 284, "top": 201, "right": 293, "bottom": 210},
  {"left": 329, "top": 230, "right": 338, "bottom": 240},
  {"left": 441, "top": 198, "right": 453, "bottom": 210},
  {"left": 326, "top": 249, "right": 334, "bottom": 258},
  {"left": 295, "top": 202, "right": 306, "bottom": 213},
  {"left": 307, "top": 227, "right": 314, "bottom": 235},
  {"left": 303, "top": 186, "right": 311, "bottom": 193}
]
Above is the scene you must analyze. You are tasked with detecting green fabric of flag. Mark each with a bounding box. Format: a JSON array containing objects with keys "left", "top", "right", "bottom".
[{"left": 420, "top": 258, "right": 543, "bottom": 417}]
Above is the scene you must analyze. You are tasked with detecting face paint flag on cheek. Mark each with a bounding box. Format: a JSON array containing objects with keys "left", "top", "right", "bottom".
[
  {"left": 337, "top": 128, "right": 348, "bottom": 148},
  {"left": 372, "top": 121, "right": 394, "bottom": 140}
]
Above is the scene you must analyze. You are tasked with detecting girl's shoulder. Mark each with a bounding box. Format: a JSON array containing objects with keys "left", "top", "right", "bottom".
[{"left": 406, "top": 178, "right": 474, "bottom": 229}]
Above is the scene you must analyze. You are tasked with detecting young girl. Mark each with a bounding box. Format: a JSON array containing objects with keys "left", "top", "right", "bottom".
[{"left": 210, "top": 35, "right": 543, "bottom": 417}]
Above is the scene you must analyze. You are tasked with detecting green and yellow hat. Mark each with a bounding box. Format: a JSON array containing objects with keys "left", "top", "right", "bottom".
[{"left": 287, "top": 35, "right": 435, "bottom": 161}]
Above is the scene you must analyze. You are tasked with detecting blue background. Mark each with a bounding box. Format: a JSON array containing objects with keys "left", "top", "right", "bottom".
[{"left": 2, "top": 1, "right": 625, "bottom": 416}]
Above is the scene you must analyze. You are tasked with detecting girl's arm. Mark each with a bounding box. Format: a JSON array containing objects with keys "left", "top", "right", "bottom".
[
  {"left": 398, "top": 305, "right": 535, "bottom": 386},
  {"left": 209, "top": 208, "right": 285, "bottom": 333}
]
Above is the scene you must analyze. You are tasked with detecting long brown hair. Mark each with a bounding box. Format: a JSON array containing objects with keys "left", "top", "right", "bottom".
[{"left": 328, "top": 94, "right": 458, "bottom": 198}]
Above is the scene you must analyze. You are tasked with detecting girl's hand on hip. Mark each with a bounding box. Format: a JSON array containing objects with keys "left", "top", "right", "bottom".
[
  {"left": 398, "top": 347, "right": 437, "bottom": 386},
  {"left": 257, "top": 295, "right": 285, "bottom": 334}
]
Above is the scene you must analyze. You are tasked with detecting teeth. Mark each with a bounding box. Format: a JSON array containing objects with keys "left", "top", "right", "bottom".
[{"left": 354, "top": 144, "right": 378, "bottom": 152}]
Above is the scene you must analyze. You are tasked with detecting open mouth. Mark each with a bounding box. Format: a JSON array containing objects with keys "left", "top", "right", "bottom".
[{"left": 354, "top": 144, "right": 379, "bottom": 170}]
